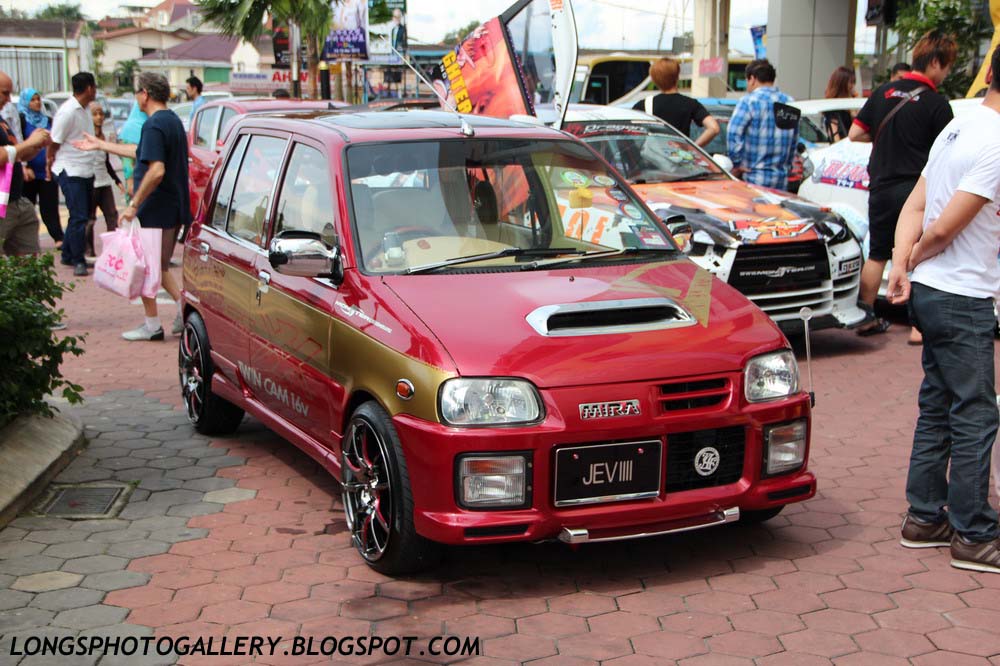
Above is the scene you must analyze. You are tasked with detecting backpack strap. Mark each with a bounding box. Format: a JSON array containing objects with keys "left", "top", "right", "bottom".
[{"left": 873, "top": 85, "right": 928, "bottom": 145}]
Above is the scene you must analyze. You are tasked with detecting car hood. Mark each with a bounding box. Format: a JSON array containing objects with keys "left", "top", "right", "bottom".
[
  {"left": 382, "top": 260, "right": 785, "bottom": 389},
  {"left": 632, "top": 179, "right": 852, "bottom": 247}
]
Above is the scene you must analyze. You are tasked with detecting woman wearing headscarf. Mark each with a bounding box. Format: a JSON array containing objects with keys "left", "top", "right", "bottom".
[
  {"left": 117, "top": 100, "right": 147, "bottom": 200},
  {"left": 17, "top": 88, "right": 63, "bottom": 248}
]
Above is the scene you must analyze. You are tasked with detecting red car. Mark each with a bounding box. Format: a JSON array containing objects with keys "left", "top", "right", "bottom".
[
  {"left": 181, "top": 109, "right": 815, "bottom": 574},
  {"left": 187, "top": 98, "right": 346, "bottom": 219}
]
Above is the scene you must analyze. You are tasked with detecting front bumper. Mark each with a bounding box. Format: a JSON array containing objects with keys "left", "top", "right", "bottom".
[{"left": 393, "top": 382, "right": 814, "bottom": 545}]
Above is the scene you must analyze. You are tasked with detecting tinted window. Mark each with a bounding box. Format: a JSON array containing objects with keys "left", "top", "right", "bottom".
[
  {"left": 274, "top": 144, "right": 335, "bottom": 239},
  {"left": 227, "top": 135, "right": 287, "bottom": 245},
  {"left": 219, "top": 107, "right": 237, "bottom": 145},
  {"left": 194, "top": 106, "right": 219, "bottom": 146},
  {"left": 210, "top": 134, "right": 249, "bottom": 230}
]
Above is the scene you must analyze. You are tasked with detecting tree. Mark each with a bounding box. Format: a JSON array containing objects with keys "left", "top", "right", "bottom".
[
  {"left": 197, "top": 0, "right": 334, "bottom": 99},
  {"left": 0, "top": 6, "right": 29, "bottom": 19},
  {"left": 892, "top": 0, "right": 992, "bottom": 99},
  {"left": 113, "top": 59, "right": 139, "bottom": 94},
  {"left": 442, "top": 20, "right": 480, "bottom": 45},
  {"left": 34, "top": 3, "right": 85, "bottom": 21}
]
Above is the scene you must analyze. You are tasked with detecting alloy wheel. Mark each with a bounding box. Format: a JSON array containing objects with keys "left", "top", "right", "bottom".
[
  {"left": 342, "top": 417, "right": 394, "bottom": 562},
  {"left": 178, "top": 323, "right": 205, "bottom": 424}
]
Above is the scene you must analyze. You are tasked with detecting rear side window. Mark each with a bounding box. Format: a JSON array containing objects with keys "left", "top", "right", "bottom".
[
  {"left": 210, "top": 134, "right": 249, "bottom": 230},
  {"left": 194, "top": 106, "right": 219, "bottom": 147},
  {"left": 227, "top": 135, "right": 287, "bottom": 245},
  {"left": 219, "top": 107, "right": 237, "bottom": 145},
  {"left": 274, "top": 144, "right": 334, "bottom": 238}
]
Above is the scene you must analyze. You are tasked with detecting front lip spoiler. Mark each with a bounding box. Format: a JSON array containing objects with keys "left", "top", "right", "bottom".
[{"left": 558, "top": 507, "right": 740, "bottom": 544}]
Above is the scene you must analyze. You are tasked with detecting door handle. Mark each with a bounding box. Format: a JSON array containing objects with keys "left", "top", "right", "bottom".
[
  {"left": 256, "top": 270, "right": 271, "bottom": 306},
  {"left": 197, "top": 241, "right": 210, "bottom": 262}
]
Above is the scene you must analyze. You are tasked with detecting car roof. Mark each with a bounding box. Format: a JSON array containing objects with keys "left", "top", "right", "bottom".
[
  {"left": 791, "top": 98, "right": 866, "bottom": 114},
  {"left": 234, "top": 109, "right": 567, "bottom": 142},
  {"left": 533, "top": 103, "right": 655, "bottom": 125},
  {"left": 198, "top": 98, "right": 346, "bottom": 113}
]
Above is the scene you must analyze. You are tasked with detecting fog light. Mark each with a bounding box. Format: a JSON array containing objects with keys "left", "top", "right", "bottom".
[
  {"left": 458, "top": 455, "right": 528, "bottom": 508},
  {"left": 765, "top": 420, "right": 807, "bottom": 476}
]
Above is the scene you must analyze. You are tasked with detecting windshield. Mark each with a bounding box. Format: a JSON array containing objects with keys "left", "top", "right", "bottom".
[
  {"left": 564, "top": 120, "right": 725, "bottom": 184},
  {"left": 108, "top": 102, "right": 130, "bottom": 120},
  {"left": 346, "top": 138, "right": 677, "bottom": 274}
]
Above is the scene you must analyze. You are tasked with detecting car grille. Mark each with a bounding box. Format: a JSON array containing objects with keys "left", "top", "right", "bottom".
[
  {"left": 727, "top": 241, "right": 833, "bottom": 321},
  {"left": 657, "top": 377, "right": 731, "bottom": 413},
  {"left": 666, "top": 426, "right": 745, "bottom": 492}
]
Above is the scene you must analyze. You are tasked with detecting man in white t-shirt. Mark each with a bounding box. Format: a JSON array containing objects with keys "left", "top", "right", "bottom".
[
  {"left": 887, "top": 46, "right": 1000, "bottom": 574},
  {"left": 47, "top": 72, "right": 96, "bottom": 276}
]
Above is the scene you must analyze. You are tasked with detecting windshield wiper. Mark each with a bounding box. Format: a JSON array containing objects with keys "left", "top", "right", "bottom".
[
  {"left": 668, "top": 172, "right": 730, "bottom": 183},
  {"left": 405, "top": 247, "right": 587, "bottom": 274},
  {"left": 519, "top": 246, "right": 678, "bottom": 271}
]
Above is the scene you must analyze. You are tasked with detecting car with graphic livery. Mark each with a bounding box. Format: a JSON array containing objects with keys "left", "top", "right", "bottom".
[
  {"left": 179, "top": 108, "right": 816, "bottom": 574},
  {"left": 548, "top": 105, "right": 867, "bottom": 333}
]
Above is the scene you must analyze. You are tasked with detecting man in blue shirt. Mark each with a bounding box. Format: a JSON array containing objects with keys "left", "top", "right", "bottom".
[
  {"left": 187, "top": 76, "right": 205, "bottom": 113},
  {"left": 726, "top": 59, "right": 799, "bottom": 191}
]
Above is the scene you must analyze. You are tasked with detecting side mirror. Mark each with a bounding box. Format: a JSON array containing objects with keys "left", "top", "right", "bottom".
[
  {"left": 269, "top": 231, "right": 344, "bottom": 286},
  {"left": 712, "top": 154, "right": 734, "bottom": 172}
]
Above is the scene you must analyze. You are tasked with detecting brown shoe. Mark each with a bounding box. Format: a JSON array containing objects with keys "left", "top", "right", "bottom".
[
  {"left": 951, "top": 535, "right": 1000, "bottom": 574},
  {"left": 900, "top": 514, "right": 954, "bottom": 548}
]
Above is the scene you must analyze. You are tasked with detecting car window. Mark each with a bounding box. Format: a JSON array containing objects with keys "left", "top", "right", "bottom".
[
  {"left": 219, "top": 107, "right": 237, "bottom": 145},
  {"left": 194, "top": 106, "right": 220, "bottom": 147},
  {"left": 346, "top": 139, "right": 677, "bottom": 274},
  {"left": 274, "top": 143, "right": 334, "bottom": 239},
  {"left": 227, "top": 135, "right": 287, "bottom": 245},
  {"left": 210, "top": 134, "right": 249, "bottom": 230}
]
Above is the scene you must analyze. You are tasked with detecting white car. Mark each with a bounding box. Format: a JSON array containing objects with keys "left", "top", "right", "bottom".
[
  {"left": 798, "top": 97, "right": 985, "bottom": 295},
  {"left": 535, "top": 104, "right": 867, "bottom": 333}
]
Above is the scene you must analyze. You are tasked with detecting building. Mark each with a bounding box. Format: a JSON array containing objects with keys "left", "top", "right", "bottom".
[
  {"left": 95, "top": 25, "right": 196, "bottom": 78},
  {"left": 138, "top": 33, "right": 244, "bottom": 91},
  {"left": 0, "top": 19, "right": 89, "bottom": 93},
  {"left": 139, "top": 0, "right": 214, "bottom": 33}
]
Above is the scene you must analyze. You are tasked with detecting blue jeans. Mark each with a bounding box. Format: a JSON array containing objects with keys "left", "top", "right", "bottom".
[
  {"left": 906, "top": 282, "right": 1000, "bottom": 542},
  {"left": 58, "top": 171, "right": 94, "bottom": 265}
]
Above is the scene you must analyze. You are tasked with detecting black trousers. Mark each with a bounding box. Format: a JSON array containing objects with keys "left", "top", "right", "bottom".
[{"left": 22, "top": 176, "right": 62, "bottom": 243}]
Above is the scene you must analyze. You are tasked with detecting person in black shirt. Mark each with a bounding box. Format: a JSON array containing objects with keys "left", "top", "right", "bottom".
[
  {"left": 76, "top": 72, "right": 191, "bottom": 341},
  {"left": 891, "top": 62, "right": 912, "bottom": 82},
  {"left": 633, "top": 57, "right": 720, "bottom": 148},
  {"left": 823, "top": 66, "right": 857, "bottom": 142},
  {"left": 849, "top": 30, "right": 956, "bottom": 339}
]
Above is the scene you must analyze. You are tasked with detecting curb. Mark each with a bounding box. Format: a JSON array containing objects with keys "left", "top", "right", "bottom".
[{"left": 0, "top": 410, "right": 86, "bottom": 529}]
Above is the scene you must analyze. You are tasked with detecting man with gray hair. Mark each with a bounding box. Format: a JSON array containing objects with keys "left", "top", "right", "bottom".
[{"left": 76, "top": 72, "right": 190, "bottom": 340}]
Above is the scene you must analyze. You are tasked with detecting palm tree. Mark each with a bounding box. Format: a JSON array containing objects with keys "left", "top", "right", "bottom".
[
  {"left": 198, "top": 0, "right": 334, "bottom": 99},
  {"left": 113, "top": 59, "right": 140, "bottom": 94}
]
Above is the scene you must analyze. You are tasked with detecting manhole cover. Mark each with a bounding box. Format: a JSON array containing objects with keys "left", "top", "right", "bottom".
[{"left": 35, "top": 483, "right": 132, "bottom": 519}]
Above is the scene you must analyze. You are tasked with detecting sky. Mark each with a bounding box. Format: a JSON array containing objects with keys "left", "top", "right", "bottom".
[{"left": 44, "top": 0, "right": 878, "bottom": 54}]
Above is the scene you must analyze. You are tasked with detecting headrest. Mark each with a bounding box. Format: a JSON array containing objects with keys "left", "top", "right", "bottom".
[{"left": 473, "top": 180, "right": 498, "bottom": 226}]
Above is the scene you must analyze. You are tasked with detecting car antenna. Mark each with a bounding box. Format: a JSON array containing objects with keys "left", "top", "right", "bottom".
[
  {"left": 799, "top": 306, "right": 816, "bottom": 407},
  {"left": 390, "top": 44, "right": 474, "bottom": 137}
]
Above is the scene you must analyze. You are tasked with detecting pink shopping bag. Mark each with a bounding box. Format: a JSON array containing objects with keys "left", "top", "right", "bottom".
[
  {"left": 0, "top": 161, "right": 12, "bottom": 218},
  {"left": 93, "top": 221, "right": 146, "bottom": 299},
  {"left": 136, "top": 226, "right": 162, "bottom": 300}
]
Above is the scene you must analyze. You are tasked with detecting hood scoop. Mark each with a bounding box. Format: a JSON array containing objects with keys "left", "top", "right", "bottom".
[{"left": 526, "top": 298, "right": 696, "bottom": 337}]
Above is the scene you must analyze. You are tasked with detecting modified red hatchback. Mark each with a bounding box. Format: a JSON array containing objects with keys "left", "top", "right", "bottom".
[{"left": 180, "top": 110, "right": 816, "bottom": 574}]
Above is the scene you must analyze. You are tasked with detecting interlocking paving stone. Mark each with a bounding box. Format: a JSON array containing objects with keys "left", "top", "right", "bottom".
[
  {"left": 29, "top": 587, "right": 104, "bottom": 611},
  {"left": 61, "top": 555, "right": 129, "bottom": 575},
  {"left": 51, "top": 603, "right": 129, "bottom": 630},
  {"left": 107, "top": 540, "right": 171, "bottom": 559},
  {"left": 202, "top": 488, "right": 257, "bottom": 504},
  {"left": 79, "top": 571, "right": 150, "bottom": 592},
  {"left": 10, "top": 572, "right": 83, "bottom": 593},
  {"left": 0, "top": 590, "right": 32, "bottom": 611},
  {"left": 0, "top": 607, "right": 55, "bottom": 633}
]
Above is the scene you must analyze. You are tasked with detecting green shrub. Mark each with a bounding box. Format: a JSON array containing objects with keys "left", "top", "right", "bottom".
[{"left": 0, "top": 254, "right": 84, "bottom": 427}]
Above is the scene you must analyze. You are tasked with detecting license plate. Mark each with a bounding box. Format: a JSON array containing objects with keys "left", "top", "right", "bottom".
[
  {"left": 839, "top": 257, "right": 862, "bottom": 275},
  {"left": 554, "top": 440, "right": 662, "bottom": 507}
]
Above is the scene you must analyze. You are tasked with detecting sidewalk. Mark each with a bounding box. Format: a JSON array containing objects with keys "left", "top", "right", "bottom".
[{"left": 2, "top": 236, "right": 1000, "bottom": 665}]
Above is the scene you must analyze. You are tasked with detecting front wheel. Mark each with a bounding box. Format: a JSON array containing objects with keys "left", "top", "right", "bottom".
[
  {"left": 178, "top": 311, "right": 244, "bottom": 435},
  {"left": 341, "top": 401, "right": 441, "bottom": 575}
]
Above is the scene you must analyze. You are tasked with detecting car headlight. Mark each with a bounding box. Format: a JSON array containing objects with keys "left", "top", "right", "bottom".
[
  {"left": 440, "top": 378, "right": 542, "bottom": 426},
  {"left": 456, "top": 455, "right": 530, "bottom": 508},
  {"left": 744, "top": 351, "right": 800, "bottom": 403}
]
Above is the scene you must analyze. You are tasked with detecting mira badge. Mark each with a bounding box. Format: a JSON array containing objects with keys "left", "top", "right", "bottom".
[{"left": 579, "top": 400, "right": 641, "bottom": 420}]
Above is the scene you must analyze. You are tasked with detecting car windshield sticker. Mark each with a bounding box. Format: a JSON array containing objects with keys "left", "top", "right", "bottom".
[
  {"left": 621, "top": 203, "right": 644, "bottom": 220},
  {"left": 593, "top": 175, "right": 615, "bottom": 186},
  {"left": 608, "top": 188, "right": 629, "bottom": 202},
  {"left": 638, "top": 229, "right": 668, "bottom": 246},
  {"left": 664, "top": 148, "right": 696, "bottom": 164},
  {"left": 560, "top": 170, "right": 589, "bottom": 187}
]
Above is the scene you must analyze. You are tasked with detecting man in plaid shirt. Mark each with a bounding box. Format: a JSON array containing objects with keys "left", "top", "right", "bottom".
[{"left": 726, "top": 59, "right": 799, "bottom": 190}]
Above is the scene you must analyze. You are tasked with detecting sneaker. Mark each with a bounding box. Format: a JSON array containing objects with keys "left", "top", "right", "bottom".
[
  {"left": 900, "top": 514, "right": 954, "bottom": 548},
  {"left": 951, "top": 535, "right": 1000, "bottom": 574},
  {"left": 171, "top": 313, "right": 184, "bottom": 335},
  {"left": 122, "top": 324, "right": 164, "bottom": 341},
  {"left": 84, "top": 255, "right": 96, "bottom": 266},
  {"left": 73, "top": 263, "right": 88, "bottom": 276}
]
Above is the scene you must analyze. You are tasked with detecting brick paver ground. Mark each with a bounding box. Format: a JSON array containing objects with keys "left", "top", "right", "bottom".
[{"left": 3, "top": 240, "right": 1000, "bottom": 665}]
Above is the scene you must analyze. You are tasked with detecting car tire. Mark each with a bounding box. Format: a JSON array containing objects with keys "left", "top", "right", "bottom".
[
  {"left": 178, "top": 311, "right": 244, "bottom": 435},
  {"left": 342, "top": 401, "right": 442, "bottom": 575},
  {"left": 741, "top": 506, "right": 784, "bottom": 523}
]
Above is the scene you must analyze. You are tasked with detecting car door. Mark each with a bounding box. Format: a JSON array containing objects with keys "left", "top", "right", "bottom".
[
  {"left": 250, "top": 138, "right": 337, "bottom": 449},
  {"left": 188, "top": 105, "right": 222, "bottom": 219},
  {"left": 190, "top": 131, "right": 288, "bottom": 393}
]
